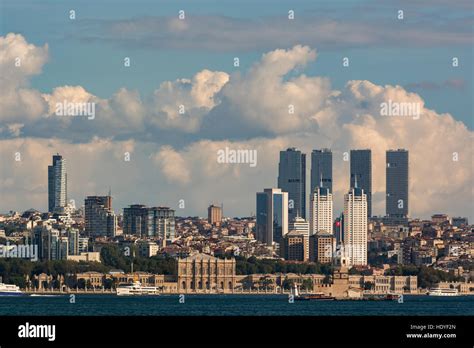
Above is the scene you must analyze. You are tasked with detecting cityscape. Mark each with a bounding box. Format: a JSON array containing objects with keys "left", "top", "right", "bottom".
[
  {"left": 0, "top": 149, "right": 472, "bottom": 298},
  {"left": 0, "top": 0, "right": 473, "bottom": 345}
]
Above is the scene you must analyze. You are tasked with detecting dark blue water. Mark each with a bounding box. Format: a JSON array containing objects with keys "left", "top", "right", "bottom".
[{"left": 0, "top": 295, "right": 473, "bottom": 316}]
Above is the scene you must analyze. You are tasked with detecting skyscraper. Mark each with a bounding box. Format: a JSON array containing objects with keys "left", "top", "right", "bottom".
[
  {"left": 311, "top": 149, "right": 332, "bottom": 193},
  {"left": 84, "top": 196, "right": 117, "bottom": 238},
  {"left": 343, "top": 184, "right": 368, "bottom": 266},
  {"left": 309, "top": 185, "right": 333, "bottom": 236},
  {"left": 386, "top": 149, "right": 409, "bottom": 219},
  {"left": 48, "top": 154, "right": 67, "bottom": 213},
  {"left": 278, "top": 148, "right": 306, "bottom": 220},
  {"left": 256, "top": 188, "right": 288, "bottom": 246},
  {"left": 350, "top": 149, "right": 372, "bottom": 217}
]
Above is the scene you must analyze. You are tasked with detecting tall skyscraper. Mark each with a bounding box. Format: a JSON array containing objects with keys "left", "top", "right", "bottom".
[
  {"left": 386, "top": 149, "right": 409, "bottom": 218},
  {"left": 311, "top": 149, "right": 332, "bottom": 193},
  {"left": 256, "top": 188, "right": 288, "bottom": 246},
  {"left": 350, "top": 149, "right": 372, "bottom": 217},
  {"left": 84, "top": 196, "right": 116, "bottom": 238},
  {"left": 208, "top": 204, "right": 223, "bottom": 225},
  {"left": 343, "top": 183, "right": 368, "bottom": 266},
  {"left": 309, "top": 184, "right": 333, "bottom": 236},
  {"left": 123, "top": 205, "right": 175, "bottom": 241},
  {"left": 278, "top": 148, "right": 306, "bottom": 220},
  {"left": 48, "top": 154, "right": 67, "bottom": 213}
]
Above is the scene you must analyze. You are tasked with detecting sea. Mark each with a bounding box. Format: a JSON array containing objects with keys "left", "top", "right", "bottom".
[{"left": 1, "top": 295, "right": 473, "bottom": 316}]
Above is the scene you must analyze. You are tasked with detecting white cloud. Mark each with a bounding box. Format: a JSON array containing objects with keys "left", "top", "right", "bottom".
[
  {"left": 0, "top": 34, "right": 49, "bottom": 124},
  {"left": 0, "top": 35, "right": 472, "bottom": 220}
]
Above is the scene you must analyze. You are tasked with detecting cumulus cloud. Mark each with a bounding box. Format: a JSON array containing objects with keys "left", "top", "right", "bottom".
[
  {"left": 0, "top": 33, "right": 49, "bottom": 124},
  {"left": 0, "top": 34, "right": 229, "bottom": 140},
  {"left": 153, "top": 146, "right": 191, "bottom": 185},
  {"left": 0, "top": 34, "right": 472, "bottom": 220},
  {"left": 148, "top": 69, "right": 229, "bottom": 132}
]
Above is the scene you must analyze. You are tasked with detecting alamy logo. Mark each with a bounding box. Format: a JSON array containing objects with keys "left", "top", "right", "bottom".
[
  {"left": 380, "top": 99, "right": 421, "bottom": 120},
  {"left": 0, "top": 242, "right": 38, "bottom": 261},
  {"left": 55, "top": 100, "right": 96, "bottom": 120},
  {"left": 18, "top": 322, "right": 56, "bottom": 341},
  {"left": 217, "top": 147, "right": 257, "bottom": 167}
]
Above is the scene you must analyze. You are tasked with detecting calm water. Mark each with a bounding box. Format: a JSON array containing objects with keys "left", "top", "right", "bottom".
[{"left": 0, "top": 295, "right": 473, "bottom": 316}]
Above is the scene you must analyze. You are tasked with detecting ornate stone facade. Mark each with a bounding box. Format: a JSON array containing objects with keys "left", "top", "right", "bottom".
[{"left": 177, "top": 254, "right": 236, "bottom": 293}]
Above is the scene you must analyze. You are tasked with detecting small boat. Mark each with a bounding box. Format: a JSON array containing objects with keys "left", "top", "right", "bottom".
[
  {"left": 0, "top": 282, "right": 25, "bottom": 296},
  {"left": 291, "top": 284, "right": 335, "bottom": 301},
  {"left": 116, "top": 281, "right": 160, "bottom": 296},
  {"left": 428, "top": 288, "right": 459, "bottom": 296},
  {"left": 295, "top": 293, "right": 336, "bottom": 301}
]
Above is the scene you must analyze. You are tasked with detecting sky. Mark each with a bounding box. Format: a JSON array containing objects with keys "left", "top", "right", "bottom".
[{"left": 0, "top": 0, "right": 473, "bottom": 220}]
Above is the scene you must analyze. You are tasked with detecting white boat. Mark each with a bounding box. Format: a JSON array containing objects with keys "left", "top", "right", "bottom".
[
  {"left": 116, "top": 281, "right": 160, "bottom": 296},
  {"left": 428, "top": 288, "right": 459, "bottom": 296},
  {"left": 0, "top": 282, "right": 25, "bottom": 296}
]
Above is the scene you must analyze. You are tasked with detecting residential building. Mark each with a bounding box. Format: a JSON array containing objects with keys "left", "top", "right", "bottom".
[
  {"left": 309, "top": 185, "right": 333, "bottom": 236},
  {"left": 123, "top": 205, "right": 175, "bottom": 240},
  {"left": 208, "top": 205, "right": 222, "bottom": 226},
  {"left": 281, "top": 230, "right": 309, "bottom": 261},
  {"left": 343, "top": 183, "right": 368, "bottom": 266},
  {"left": 310, "top": 233, "right": 336, "bottom": 264},
  {"left": 84, "top": 196, "right": 117, "bottom": 238}
]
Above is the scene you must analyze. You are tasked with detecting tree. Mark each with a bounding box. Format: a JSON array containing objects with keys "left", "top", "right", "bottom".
[{"left": 301, "top": 278, "right": 313, "bottom": 291}]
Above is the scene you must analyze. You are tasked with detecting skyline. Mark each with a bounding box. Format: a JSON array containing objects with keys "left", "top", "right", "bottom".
[
  {"left": 3, "top": 149, "right": 470, "bottom": 223},
  {"left": 0, "top": 0, "right": 473, "bottom": 221}
]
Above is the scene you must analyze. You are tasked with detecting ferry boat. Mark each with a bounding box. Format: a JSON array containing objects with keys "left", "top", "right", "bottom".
[
  {"left": 428, "top": 288, "right": 459, "bottom": 296},
  {"left": 0, "top": 282, "right": 25, "bottom": 296},
  {"left": 116, "top": 281, "right": 160, "bottom": 296}
]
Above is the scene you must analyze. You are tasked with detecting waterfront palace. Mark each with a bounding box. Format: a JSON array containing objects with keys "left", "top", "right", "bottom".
[{"left": 20, "top": 253, "right": 423, "bottom": 296}]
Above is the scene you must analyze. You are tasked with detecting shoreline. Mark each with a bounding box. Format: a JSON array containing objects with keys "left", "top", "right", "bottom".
[{"left": 18, "top": 289, "right": 474, "bottom": 297}]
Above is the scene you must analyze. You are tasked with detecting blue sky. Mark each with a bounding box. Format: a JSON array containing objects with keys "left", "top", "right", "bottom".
[
  {"left": 1, "top": 0, "right": 473, "bottom": 219},
  {"left": 2, "top": 0, "right": 472, "bottom": 128}
]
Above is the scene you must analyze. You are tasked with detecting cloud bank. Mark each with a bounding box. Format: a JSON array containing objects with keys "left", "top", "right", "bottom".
[{"left": 0, "top": 34, "right": 472, "bottom": 221}]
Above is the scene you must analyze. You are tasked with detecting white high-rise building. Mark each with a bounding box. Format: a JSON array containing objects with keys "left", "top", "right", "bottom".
[
  {"left": 289, "top": 216, "right": 309, "bottom": 236},
  {"left": 343, "top": 183, "right": 368, "bottom": 266},
  {"left": 310, "top": 186, "right": 333, "bottom": 236}
]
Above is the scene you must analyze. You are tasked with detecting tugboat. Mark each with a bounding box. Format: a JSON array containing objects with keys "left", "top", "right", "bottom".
[{"left": 292, "top": 284, "right": 335, "bottom": 301}]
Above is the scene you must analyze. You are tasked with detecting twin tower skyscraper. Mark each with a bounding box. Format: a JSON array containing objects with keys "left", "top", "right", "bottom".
[{"left": 277, "top": 147, "right": 409, "bottom": 222}]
